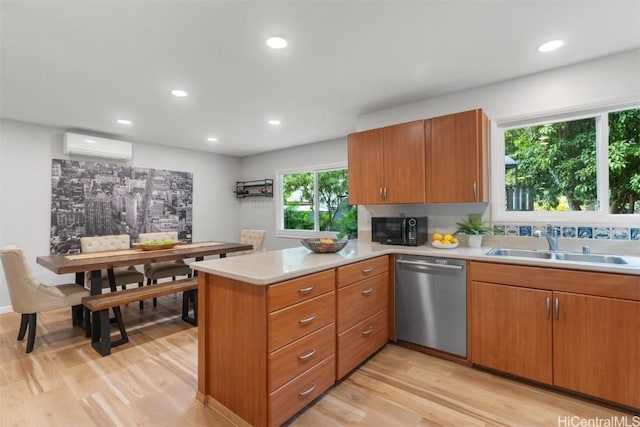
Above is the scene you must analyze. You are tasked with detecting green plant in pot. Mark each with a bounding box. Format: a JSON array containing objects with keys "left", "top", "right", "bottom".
[{"left": 454, "top": 217, "right": 496, "bottom": 248}]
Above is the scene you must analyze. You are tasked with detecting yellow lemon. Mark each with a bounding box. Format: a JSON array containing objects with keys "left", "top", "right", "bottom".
[
  {"left": 433, "top": 232, "right": 443, "bottom": 241},
  {"left": 451, "top": 237, "right": 458, "bottom": 244},
  {"left": 433, "top": 239, "right": 441, "bottom": 244},
  {"left": 443, "top": 234, "right": 453, "bottom": 242}
]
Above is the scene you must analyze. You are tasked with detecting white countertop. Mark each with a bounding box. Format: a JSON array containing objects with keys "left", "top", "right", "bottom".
[{"left": 190, "top": 240, "right": 640, "bottom": 285}]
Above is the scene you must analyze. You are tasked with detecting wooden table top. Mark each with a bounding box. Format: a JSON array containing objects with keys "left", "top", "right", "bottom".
[{"left": 37, "top": 241, "right": 253, "bottom": 275}]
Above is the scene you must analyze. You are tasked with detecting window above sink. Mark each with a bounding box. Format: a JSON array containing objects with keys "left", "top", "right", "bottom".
[{"left": 490, "top": 104, "right": 640, "bottom": 228}]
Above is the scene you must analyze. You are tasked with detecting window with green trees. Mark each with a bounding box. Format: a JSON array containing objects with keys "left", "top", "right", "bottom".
[
  {"left": 278, "top": 165, "right": 357, "bottom": 238},
  {"left": 497, "top": 106, "right": 639, "bottom": 218}
]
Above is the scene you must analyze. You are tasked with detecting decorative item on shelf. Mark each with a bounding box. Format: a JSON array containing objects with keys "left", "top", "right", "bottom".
[
  {"left": 454, "top": 217, "right": 498, "bottom": 248},
  {"left": 133, "top": 240, "right": 181, "bottom": 251},
  {"left": 235, "top": 179, "right": 273, "bottom": 198},
  {"left": 300, "top": 237, "right": 348, "bottom": 253}
]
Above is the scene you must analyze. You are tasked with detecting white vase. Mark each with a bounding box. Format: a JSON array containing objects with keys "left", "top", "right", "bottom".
[{"left": 467, "top": 234, "right": 483, "bottom": 248}]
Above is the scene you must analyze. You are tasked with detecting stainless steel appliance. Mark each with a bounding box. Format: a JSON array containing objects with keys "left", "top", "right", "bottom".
[
  {"left": 371, "top": 216, "right": 428, "bottom": 246},
  {"left": 395, "top": 254, "right": 467, "bottom": 357}
]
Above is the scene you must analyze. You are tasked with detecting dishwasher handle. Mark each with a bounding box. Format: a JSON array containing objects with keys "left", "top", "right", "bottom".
[{"left": 396, "top": 259, "right": 464, "bottom": 271}]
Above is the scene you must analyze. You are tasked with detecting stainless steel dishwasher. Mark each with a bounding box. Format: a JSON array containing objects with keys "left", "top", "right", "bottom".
[{"left": 395, "top": 254, "right": 467, "bottom": 357}]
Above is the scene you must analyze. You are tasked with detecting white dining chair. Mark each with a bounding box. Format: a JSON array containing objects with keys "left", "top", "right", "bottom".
[
  {"left": 80, "top": 235, "right": 145, "bottom": 309},
  {"left": 233, "top": 229, "right": 266, "bottom": 256},
  {"left": 138, "top": 231, "right": 192, "bottom": 307},
  {"left": 1, "top": 245, "right": 89, "bottom": 353}
]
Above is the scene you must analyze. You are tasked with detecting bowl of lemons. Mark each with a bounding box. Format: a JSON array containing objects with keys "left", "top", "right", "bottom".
[
  {"left": 431, "top": 232, "right": 459, "bottom": 249},
  {"left": 301, "top": 237, "right": 348, "bottom": 253}
]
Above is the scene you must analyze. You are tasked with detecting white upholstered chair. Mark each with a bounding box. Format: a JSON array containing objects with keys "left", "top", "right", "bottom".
[
  {"left": 80, "top": 234, "right": 145, "bottom": 296},
  {"left": 233, "top": 229, "right": 266, "bottom": 256},
  {"left": 1, "top": 245, "right": 89, "bottom": 353},
  {"left": 138, "top": 231, "right": 192, "bottom": 307}
]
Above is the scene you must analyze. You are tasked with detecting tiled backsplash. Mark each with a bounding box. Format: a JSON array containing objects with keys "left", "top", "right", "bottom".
[{"left": 495, "top": 224, "right": 640, "bottom": 241}]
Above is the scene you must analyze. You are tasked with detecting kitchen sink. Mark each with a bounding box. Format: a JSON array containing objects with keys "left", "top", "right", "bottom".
[{"left": 486, "top": 248, "right": 630, "bottom": 265}]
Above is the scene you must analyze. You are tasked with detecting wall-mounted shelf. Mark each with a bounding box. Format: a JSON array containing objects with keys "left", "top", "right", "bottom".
[{"left": 235, "top": 179, "right": 273, "bottom": 199}]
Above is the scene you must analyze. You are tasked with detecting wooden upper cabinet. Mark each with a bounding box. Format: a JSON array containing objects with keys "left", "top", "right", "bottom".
[
  {"left": 383, "top": 120, "right": 426, "bottom": 204},
  {"left": 348, "top": 128, "right": 384, "bottom": 204},
  {"left": 426, "top": 109, "right": 489, "bottom": 203},
  {"left": 348, "top": 120, "right": 425, "bottom": 204}
]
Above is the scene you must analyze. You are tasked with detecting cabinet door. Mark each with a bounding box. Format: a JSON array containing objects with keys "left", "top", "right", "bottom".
[
  {"left": 427, "top": 109, "right": 488, "bottom": 203},
  {"left": 553, "top": 292, "right": 640, "bottom": 409},
  {"left": 382, "top": 120, "right": 426, "bottom": 203},
  {"left": 348, "top": 128, "right": 384, "bottom": 204},
  {"left": 469, "top": 281, "right": 553, "bottom": 384}
]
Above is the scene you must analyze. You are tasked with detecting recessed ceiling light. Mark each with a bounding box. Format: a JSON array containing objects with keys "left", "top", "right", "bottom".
[
  {"left": 207, "top": 137, "right": 218, "bottom": 142},
  {"left": 266, "top": 36, "right": 287, "bottom": 49},
  {"left": 268, "top": 119, "right": 281, "bottom": 126},
  {"left": 171, "top": 89, "right": 188, "bottom": 97},
  {"left": 538, "top": 39, "right": 564, "bottom": 53},
  {"left": 117, "top": 119, "right": 132, "bottom": 125}
]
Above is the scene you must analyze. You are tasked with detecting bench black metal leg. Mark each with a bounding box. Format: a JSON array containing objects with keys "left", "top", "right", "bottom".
[
  {"left": 181, "top": 289, "right": 198, "bottom": 326},
  {"left": 138, "top": 282, "right": 144, "bottom": 310},
  {"left": 90, "top": 306, "right": 129, "bottom": 356},
  {"left": 84, "top": 307, "right": 91, "bottom": 338}
]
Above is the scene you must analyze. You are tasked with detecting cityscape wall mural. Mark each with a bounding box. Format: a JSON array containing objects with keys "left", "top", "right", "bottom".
[{"left": 50, "top": 159, "right": 193, "bottom": 255}]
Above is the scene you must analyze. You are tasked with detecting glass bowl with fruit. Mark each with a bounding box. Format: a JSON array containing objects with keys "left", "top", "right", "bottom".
[
  {"left": 431, "top": 232, "right": 459, "bottom": 249},
  {"left": 300, "top": 237, "right": 348, "bottom": 253}
]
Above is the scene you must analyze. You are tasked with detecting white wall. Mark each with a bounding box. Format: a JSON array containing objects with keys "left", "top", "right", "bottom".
[
  {"left": 358, "top": 49, "right": 640, "bottom": 130},
  {"left": 0, "top": 119, "right": 240, "bottom": 311},
  {"left": 238, "top": 138, "right": 347, "bottom": 251}
]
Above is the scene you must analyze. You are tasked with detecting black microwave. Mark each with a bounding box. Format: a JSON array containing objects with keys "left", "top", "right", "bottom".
[{"left": 371, "top": 217, "right": 428, "bottom": 246}]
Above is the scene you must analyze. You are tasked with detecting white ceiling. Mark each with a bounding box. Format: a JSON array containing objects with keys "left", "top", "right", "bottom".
[{"left": 1, "top": 1, "right": 639, "bottom": 157}]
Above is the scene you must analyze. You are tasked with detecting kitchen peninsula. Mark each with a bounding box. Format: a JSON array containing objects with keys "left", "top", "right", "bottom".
[{"left": 191, "top": 240, "right": 640, "bottom": 426}]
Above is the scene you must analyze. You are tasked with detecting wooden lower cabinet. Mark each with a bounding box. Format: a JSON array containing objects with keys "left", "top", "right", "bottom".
[
  {"left": 269, "top": 355, "right": 336, "bottom": 427},
  {"left": 469, "top": 261, "right": 640, "bottom": 410},
  {"left": 553, "top": 292, "right": 640, "bottom": 408},
  {"left": 469, "top": 281, "right": 553, "bottom": 384},
  {"left": 198, "top": 257, "right": 391, "bottom": 426},
  {"left": 337, "top": 309, "right": 389, "bottom": 379}
]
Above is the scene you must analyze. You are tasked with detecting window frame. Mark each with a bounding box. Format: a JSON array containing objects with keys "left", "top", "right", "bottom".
[
  {"left": 275, "top": 161, "right": 349, "bottom": 239},
  {"left": 490, "top": 103, "right": 639, "bottom": 226}
]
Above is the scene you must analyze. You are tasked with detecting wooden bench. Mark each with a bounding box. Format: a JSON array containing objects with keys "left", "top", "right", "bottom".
[{"left": 82, "top": 277, "right": 198, "bottom": 356}]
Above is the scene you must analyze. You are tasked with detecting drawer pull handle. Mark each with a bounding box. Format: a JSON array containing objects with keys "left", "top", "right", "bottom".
[
  {"left": 362, "top": 267, "right": 374, "bottom": 274},
  {"left": 299, "top": 314, "right": 317, "bottom": 325},
  {"left": 298, "top": 382, "right": 317, "bottom": 397},
  {"left": 298, "top": 285, "right": 315, "bottom": 294},
  {"left": 298, "top": 348, "right": 317, "bottom": 361},
  {"left": 546, "top": 297, "right": 551, "bottom": 319},
  {"left": 362, "top": 327, "right": 374, "bottom": 336},
  {"left": 361, "top": 287, "right": 373, "bottom": 296}
]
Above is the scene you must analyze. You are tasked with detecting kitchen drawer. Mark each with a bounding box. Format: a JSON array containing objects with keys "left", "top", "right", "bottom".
[
  {"left": 269, "top": 323, "right": 335, "bottom": 391},
  {"left": 337, "top": 309, "right": 389, "bottom": 379},
  {"left": 336, "top": 256, "right": 388, "bottom": 288},
  {"left": 268, "top": 269, "right": 335, "bottom": 312},
  {"left": 337, "top": 273, "right": 388, "bottom": 333},
  {"left": 269, "top": 355, "right": 335, "bottom": 427},
  {"left": 269, "top": 292, "right": 335, "bottom": 352}
]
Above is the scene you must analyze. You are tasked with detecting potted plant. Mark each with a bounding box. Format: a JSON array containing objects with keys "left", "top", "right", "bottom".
[{"left": 454, "top": 217, "right": 496, "bottom": 248}]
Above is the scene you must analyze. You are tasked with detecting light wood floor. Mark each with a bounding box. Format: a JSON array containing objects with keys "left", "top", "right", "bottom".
[{"left": 0, "top": 296, "right": 634, "bottom": 427}]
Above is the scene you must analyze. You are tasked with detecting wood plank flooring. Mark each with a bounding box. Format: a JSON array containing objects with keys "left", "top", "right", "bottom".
[{"left": 0, "top": 295, "right": 634, "bottom": 427}]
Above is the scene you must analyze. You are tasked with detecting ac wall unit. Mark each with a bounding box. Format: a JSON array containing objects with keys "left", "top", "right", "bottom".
[{"left": 63, "top": 132, "right": 133, "bottom": 160}]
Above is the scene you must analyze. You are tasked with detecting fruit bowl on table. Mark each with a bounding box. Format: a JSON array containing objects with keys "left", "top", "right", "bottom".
[
  {"left": 300, "top": 238, "right": 348, "bottom": 253},
  {"left": 431, "top": 241, "right": 459, "bottom": 249},
  {"left": 133, "top": 240, "right": 181, "bottom": 251}
]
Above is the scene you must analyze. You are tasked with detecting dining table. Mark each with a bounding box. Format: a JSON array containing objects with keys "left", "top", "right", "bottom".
[{"left": 37, "top": 241, "right": 253, "bottom": 295}]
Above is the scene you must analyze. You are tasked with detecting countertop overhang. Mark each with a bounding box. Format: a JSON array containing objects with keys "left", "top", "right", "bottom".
[{"left": 190, "top": 240, "right": 640, "bottom": 285}]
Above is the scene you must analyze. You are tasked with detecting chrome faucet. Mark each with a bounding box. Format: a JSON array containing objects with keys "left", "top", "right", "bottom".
[{"left": 533, "top": 225, "right": 558, "bottom": 251}]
